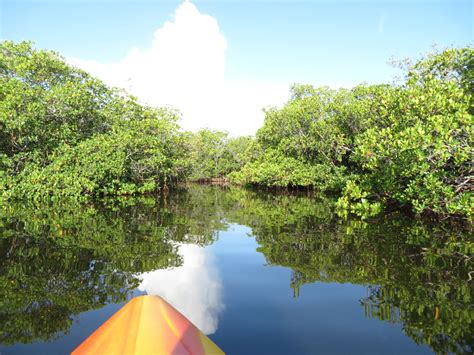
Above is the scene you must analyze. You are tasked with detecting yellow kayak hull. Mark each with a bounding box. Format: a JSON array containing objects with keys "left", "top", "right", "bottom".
[{"left": 72, "top": 295, "right": 224, "bottom": 354}]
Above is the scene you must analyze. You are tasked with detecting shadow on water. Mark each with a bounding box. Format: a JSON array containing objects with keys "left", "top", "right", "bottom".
[{"left": 0, "top": 185, "right": 472, "bottom": 353}]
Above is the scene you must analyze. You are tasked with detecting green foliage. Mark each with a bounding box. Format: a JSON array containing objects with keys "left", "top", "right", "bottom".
[
  {"left": 229, "top": 148, "right": 347, "bottom": 190},
  {"left": 335, "top": 180, "right": 382, "bottom": 218},
  {"left": 1, "top": 40, "right": 471, "bottom": 221},
  {"left": 233, "top": 47, "right": 473, "bottom": 220},
  {"left": 350, "top": 49, "right": 473, "bottom": 218},
  {"left": 0, "top": 38, "right": 471, "bottom": 354},
  {"left": 256, "top": 85, "right": 352, "bottom": 166},
  {"left": 8, "top": 111, "right": 189, "bottom": 201},
  {"left": 0, "top": 41, "right": 190, "bottom": 201},
  {"left": 0, "top": 41, "right": 113, "bottom": 162},
  {"left": 187, "top": 129, "right": 254, "bottom": 181}
]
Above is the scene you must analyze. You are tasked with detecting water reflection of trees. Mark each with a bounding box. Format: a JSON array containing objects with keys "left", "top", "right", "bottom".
[
  {"left": 0, "top": 186, "right": 472, "bottom": 353},
  {"left": 225, "top": 188, "right": 473, "bottom": 354},
  {"left": 0, "top": 192, "right": 223, "bottom": 344}
]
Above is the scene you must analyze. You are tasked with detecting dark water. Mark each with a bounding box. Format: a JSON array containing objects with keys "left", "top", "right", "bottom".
[{"left": 0, "top": 185, "right": 472, "bottom": 354}]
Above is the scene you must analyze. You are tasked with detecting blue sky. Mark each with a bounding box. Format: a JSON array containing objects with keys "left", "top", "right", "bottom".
[{"left": 1, "top": 0, "right": 472, "bottom": 134}]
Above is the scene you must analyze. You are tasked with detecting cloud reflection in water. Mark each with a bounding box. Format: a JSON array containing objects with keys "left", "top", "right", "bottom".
[{"left": 138, "top": 244, "right": 224, "bottom": 335}]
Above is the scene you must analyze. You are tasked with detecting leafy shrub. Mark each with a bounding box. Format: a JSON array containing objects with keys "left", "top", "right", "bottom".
[{"left": 234, "top": 47, "right": 473, "bottom": 219}]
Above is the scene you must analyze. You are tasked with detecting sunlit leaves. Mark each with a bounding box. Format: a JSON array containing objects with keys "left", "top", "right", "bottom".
[
  {"left": 0, "top": 41, "right": 190, "bottom": 201},
  {"left": 234, "top": 47, "right": 473, "bottom": 220}
]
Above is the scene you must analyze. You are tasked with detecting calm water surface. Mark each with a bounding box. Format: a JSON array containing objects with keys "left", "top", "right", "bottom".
[{"left": 0, "top": 186, "right": 472, "bottom": 354}]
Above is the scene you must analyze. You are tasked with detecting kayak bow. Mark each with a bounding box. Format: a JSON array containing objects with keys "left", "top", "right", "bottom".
[{"left": 72, "top": 295, "right": 224, "bottom": 354}]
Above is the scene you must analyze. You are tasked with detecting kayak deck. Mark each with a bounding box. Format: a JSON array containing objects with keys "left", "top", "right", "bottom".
[{"left": 72, "top": 295, "right": 224, "bottom": 354}]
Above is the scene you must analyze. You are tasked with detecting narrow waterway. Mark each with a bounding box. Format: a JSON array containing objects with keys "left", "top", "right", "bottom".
[{"left": 0, "top": 185, "right": 472, "bottom": 354}]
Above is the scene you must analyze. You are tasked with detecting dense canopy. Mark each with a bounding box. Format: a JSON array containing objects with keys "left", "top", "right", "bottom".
[
  {"left": 0, "top": 41, "right": 472, "bottom": 221},
  {"left": 231, "top": 48, "right": 473, "bottom": 220}
]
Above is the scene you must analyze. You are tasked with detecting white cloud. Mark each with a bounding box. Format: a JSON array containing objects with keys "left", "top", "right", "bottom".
[
  {"left": 70, "top": 0, "right": 289, "bottom": 136},
  {"left": 138, "top": 244, "right": 224, "bottom": 335}
]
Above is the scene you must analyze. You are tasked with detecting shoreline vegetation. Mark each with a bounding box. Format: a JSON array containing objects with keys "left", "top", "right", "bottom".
[{"left": 0, "top": 41, "right": 472, "bottom": 223}]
